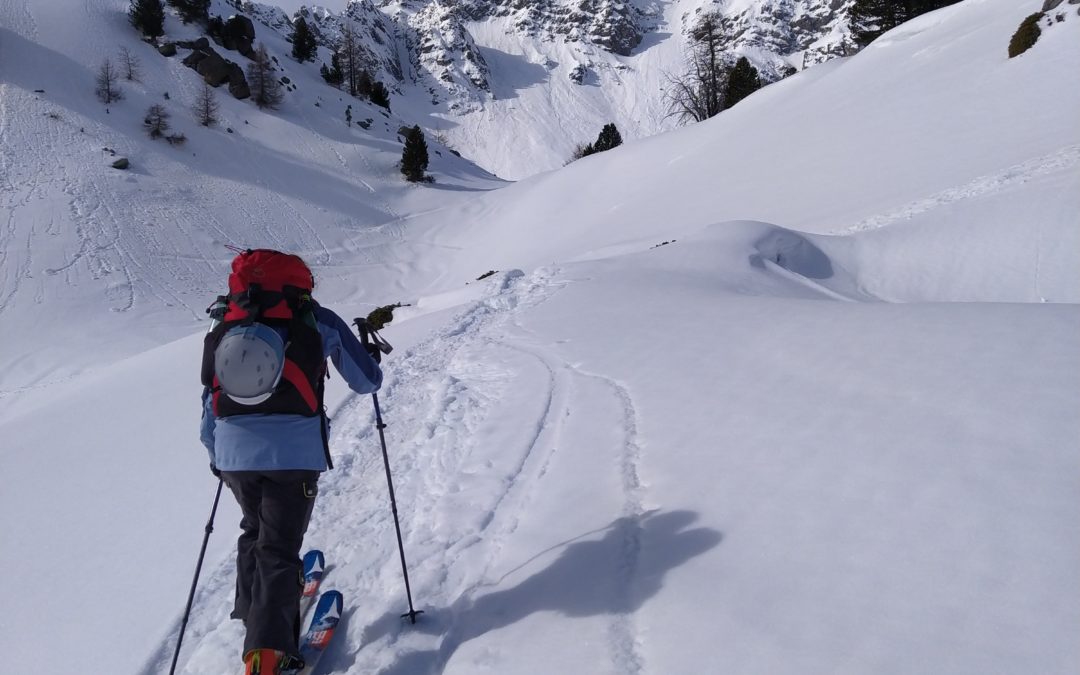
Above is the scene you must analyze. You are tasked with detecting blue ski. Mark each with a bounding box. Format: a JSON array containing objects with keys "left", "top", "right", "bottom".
[
  {"left": 300, "top": 550, "right": 326, "bottom": 618},
  {"left": 286, "top": 591, "right": 343, "bottom": 675}
]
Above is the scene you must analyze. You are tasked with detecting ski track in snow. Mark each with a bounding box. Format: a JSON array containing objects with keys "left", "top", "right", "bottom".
[
  {"left": 845, "top": 144, "right": 1080, "bottom": 233},
  {"left": 161, "top": 266, "right": 653, "bottom": 674},
  {"left": 569, "top": 368, "right": 647, "bottom": 675}
]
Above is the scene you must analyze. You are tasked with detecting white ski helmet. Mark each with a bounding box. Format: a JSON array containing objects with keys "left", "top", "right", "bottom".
[{"left": 214, "top": 324, "right": 286, "bottom": 405}]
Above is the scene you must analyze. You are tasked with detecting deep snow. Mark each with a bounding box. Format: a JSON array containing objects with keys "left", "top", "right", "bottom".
[{"left": 1, "top": 0, "right": 1078, "bottom": 673}]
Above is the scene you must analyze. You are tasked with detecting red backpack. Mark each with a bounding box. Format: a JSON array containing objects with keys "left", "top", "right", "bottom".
[{"left": 201, "top": 249, "right": 326, "bottom": 419}]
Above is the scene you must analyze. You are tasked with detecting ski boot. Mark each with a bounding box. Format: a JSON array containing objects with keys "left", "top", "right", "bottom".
[{"left": 244, "top": 649, "right": 304, "bottom": 675}]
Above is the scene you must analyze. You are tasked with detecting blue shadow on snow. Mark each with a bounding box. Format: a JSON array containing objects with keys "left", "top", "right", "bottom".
[{"left": 358, "top": 509, "right": 722, "bottom": 674}]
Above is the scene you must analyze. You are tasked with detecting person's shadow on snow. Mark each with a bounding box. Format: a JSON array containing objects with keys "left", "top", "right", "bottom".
[{"left": 357, "top": 509, "right": 722, "bottom": 675}]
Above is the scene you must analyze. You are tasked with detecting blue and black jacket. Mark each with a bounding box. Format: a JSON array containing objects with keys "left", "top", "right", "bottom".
[{"left": 200, "top": 306, "right": 382, "bottom": 471}]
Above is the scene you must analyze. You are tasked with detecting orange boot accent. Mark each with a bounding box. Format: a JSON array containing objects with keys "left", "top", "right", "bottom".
[{"left": 243, "top": 648, "right": 284, "bottom": 675}]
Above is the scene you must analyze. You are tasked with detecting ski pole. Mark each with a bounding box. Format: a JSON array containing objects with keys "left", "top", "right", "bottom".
[
  {"left": 169, "top": 477, "right": 224, "bottom": 675},
  {"left": 354, "top": 318, "right": 424, "bottom": 624}
]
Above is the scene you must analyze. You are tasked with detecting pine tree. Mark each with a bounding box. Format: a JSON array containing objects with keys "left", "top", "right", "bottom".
[
  {"left": 321, "top": 51, "right": 345, "bottom": 87},
  {"left": 723, "top": 57, "right": 761, "bottom": 110},
  {"left": 593, "top": 123, "right": 623, "bottom": 153},
  {"left": 370, "top": 81, "right": 390, "bottom": 110},
  {"left": 247, "top": 44, "right": 284, "bottom": 109},
  {"left": 357, "top": 70, "right": 373, "bottom": 99},
  {"left": 129, "top": 0, "right": 165, "bottom": 39},
  {"left": 144, "top": 104, "right": 170, "bottom": 138},
  {"left": 400, "top": 125, "right": 429, "bottom": 182},
  {"left": 169, "top": 0, "right": 209, "bottom": 25},
  {"left": 193, "top": 80, "right": 219, "bottom": 126},
  {"left": 291, "top": 17, "right": 317, "bottom": 62},
  {"left": 95, "top": 59, "right": 123, "bottom": 104},
  {"left": 850, "top": 0, "right": 961, "bottom": 47}
]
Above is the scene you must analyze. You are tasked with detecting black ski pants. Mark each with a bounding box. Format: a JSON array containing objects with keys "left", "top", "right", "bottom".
[{"left": 222, "top": 469, "right": 319, "bottom": 658}]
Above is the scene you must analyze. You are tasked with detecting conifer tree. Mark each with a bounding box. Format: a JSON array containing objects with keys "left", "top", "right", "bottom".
[
  {"left": 291, "top": 17, "right": 318, "bottom": 62},
  {"left": 850, "top": 0, "right": 960, "bottom": 47},
  {"left": 723, "top": 57, "right": 761, "bottom": 110},
  {"left": 247, "top": 44, "right": 283, "bottom": 109},
  {"left": 400, "top": 125, "right": 429, "bottom": 182},
  {"left": 193, "top": 80, "right": 219, "bottom": 126},
  {"left": 370, "top": 81, "right": 390, "bottom": 110},
  {"left": 593, "top": 123, "right": 623, "bottom": 153},
  {"left": 129, "top": 0, "right": 165, "bottom": 39},
  {"left": 357, "top": 70, "right": 373, "bottom": 99},
  {"left": 320, "top": 52, "right": 344, "bottom": 87},
  {"left": 169, "top": 0, "right": 209, "bottom": 24}
]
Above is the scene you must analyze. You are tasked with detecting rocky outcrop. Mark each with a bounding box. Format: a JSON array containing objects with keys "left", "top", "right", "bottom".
[
  {"left": 408, "top": 2, "right": 490, "bottom": 96},
  {"left": 182, "top": 43, "right": 250, "bottom": 99},
  {"left": 221, "top": 15, "right": 256, "bottom": 58},
  {"left": 449, "top": 0, "right": 652, "bottom": 56}
]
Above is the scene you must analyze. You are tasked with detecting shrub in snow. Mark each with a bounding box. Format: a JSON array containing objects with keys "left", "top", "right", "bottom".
[{"left": 1009, "top": 12, "right": 1044, "bottom": 57}]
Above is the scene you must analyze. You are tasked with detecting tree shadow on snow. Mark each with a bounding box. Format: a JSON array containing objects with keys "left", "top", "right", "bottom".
[{"left": 361, "top": 509, "right": 722, "bottom": 674}]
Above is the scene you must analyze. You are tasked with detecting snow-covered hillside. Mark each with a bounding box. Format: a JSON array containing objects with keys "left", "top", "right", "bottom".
[
  {"left": 1, "top": 0, "right": 1078, "bottom": 674},
  {"left": 205, "top": 0, "right": 862, "bottom": 179}
]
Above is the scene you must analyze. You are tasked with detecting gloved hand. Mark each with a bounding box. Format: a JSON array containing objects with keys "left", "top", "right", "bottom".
[
  {"left": 364, "top": 343, "right": 382, "bottom": 364},
  {"left": 210, "top": 463, "right": 222, "bottom": 479}
]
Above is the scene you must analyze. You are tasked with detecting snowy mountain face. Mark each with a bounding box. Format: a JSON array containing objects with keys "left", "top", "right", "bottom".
[{"left": 229, "top": 0, "right": 856, "bottom": 177}]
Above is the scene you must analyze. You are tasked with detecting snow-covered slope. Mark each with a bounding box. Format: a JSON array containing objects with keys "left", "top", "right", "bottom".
[
  {"left": 408, "top": 0, "right": 1080, "bottom": 303},
  {"left": 0, "top": 0, "right": 1078, "bottom": 673},
  {"left": 0, "top": 0, "right": 503, "bottom": 405}
]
